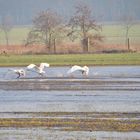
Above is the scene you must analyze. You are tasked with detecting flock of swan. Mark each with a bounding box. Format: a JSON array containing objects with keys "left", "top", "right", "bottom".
[{"left": 8, "top": 63, "right": 89, "bottom": 78}]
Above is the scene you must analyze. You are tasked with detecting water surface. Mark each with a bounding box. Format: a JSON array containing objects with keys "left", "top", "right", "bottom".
[
  {"left": 0, "top": 66, "right": 139, "bottom": 139},
  {"left": 0, "top": 90, "right": 139, "bottom": 112}
]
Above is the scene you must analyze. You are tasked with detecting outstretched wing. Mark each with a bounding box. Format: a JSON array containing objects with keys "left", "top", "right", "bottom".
[
  {"left": 39, "top": 63, "right": 50, "bottom": 71},
  {"left": 27, "top": 64, "right": 39, "bottom": 72},
  {"left": 67, "top": 65, "right": 84, "bottom": 74},
  {"left": 27, "top": 64, "right": 37, "bottom": 69},
  {"left": 13, "top": 69, "right": 24, "bottom": 74}
]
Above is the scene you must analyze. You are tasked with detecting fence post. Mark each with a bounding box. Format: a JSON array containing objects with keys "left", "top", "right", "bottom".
[
  {"left": 127, "top": 38, "right": 130, "bottom": 51},
  {"left": 53, "top": 38, "right": 56, "bottom": 54}
]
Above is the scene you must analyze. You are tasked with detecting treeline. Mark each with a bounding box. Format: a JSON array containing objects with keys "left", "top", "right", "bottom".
[
  {"left": 24, "top": 3, "right": 103, "bottom": 53},
  {"left": 0, "top": 1, "right": 138, "bottom": 54},
  {"left": 0, "top": 0, "right": 140, "bottom": 25}
]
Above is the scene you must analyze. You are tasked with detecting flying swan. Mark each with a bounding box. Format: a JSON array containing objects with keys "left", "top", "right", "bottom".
[
  {"left": 8, "top": 69, "right": 26, "bottom": 78},
  {"left": 67, "top": 65, "right": 89, "bottom": 77},
  {"left": 27, "top": 63, "right": 50, "bottom": 76}
]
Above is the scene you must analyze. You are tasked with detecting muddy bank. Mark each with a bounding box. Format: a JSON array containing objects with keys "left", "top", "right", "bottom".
[
  {"left": 1, "top": 112, "right": 140, "bottom": 119},
  {"left": 0, "top": 78, "right": 140, "bottom": 90}
]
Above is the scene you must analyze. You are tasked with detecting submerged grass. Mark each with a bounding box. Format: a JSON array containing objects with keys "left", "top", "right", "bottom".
[
  {"left": 0, "top": 53, "right": 140, "bottom": 66},
  {"left": 0, "top": 118, "right": 139, "bottom": 132},
  {"left": 0, "top": 112, "right": 139, "bottom": 132}
]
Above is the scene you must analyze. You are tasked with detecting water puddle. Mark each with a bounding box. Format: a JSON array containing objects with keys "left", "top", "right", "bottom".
[{"left": 0, "top": 128, "right": 140, "bottom": 140}]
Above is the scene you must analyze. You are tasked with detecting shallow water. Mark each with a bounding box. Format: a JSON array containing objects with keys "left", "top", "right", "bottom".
[
  {"left": 0, "top": 66, "right": 140, "bottom": 79},
  {"left": 0, "top": 66, "right": 140, "bottom": 139},
  {"left": 0, "top": 128, "right": 140, "bottom": 140},
  {"left": 0, "top": 90, "right": 140, "bottom": 112}
]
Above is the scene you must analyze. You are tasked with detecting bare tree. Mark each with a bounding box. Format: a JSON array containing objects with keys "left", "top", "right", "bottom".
[
  {"left": 121, "top": 15, "right": 136, "bottom": 51},
  {"left": 0, "top": 15, "right": 13, "bottom": 46},
  {"left": 67, "top": 2, "right": 102, "bottom": 53},
  {"left": 25, "top": 10, "right": 63, "bottom": 53}
]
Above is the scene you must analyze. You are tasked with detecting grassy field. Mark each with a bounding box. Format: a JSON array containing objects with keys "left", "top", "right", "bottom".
[
  {"left": 0, "top": 53, "right": 140, "bottom": 66},
  {"left": 0, "top": 26, "right": 30, "bottom": 45},
  {"left": 0, "top": 24, "right": 140, "bottom": 45},
  {"left": 102, "top": 24, "right": 140, "bottom": 37},
  {"left": 0, "top": 24, "right": 139, "bottom": 66}
]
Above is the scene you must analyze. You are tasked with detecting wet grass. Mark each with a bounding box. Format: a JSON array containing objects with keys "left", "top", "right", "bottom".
[
  {"left": 0, "top": 53, "right": 140, "bottom": 66},
  {"left": 0, "top": 112, "right": 139, "bottom": 132},
  {"left": 0, "top": 118, "right": 139, "bottom": 132}
]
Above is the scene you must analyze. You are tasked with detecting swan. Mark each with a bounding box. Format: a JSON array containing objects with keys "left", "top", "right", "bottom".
[
  {"left": 27, "top": 63, "right": 50, "bottom": 76},
  {"left": 9, "top": 69, "right": 26, "bottom": 78},
  {"left": 67, "top": 65, "right": 89, "bottom": 77}
]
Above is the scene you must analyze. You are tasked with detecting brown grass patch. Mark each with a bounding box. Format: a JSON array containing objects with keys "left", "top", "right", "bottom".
[
  {"left": 0, "top": 118, "right": 139, "bottom": 132},
  {"left": 0, "top": 43, "right": 139, "bottom": 55},
  {"left": 56, "top": 42, "right": 83, "bottom": 54},
  {"left": 0, "top": 45, "right": 46, "bottom": 55}
]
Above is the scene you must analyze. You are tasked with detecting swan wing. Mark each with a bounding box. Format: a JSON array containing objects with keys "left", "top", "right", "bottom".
[
  {"left": 83, "top": 66, "right": 89, "bottom": 75},
  {"left": 27, "top": 64, "right": 38, "bottom": 70},
  {"left": 67, "top": 65, "right": 84, "bottom": 74},
  {"left": 39, "top": 63, "right": 50, "bottom": 70}
]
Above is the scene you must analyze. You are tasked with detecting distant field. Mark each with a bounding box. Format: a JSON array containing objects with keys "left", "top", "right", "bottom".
[
  {"left": 0, "top": 53, "right": 140, "bottom": 66},
  {"left": 0, "top": 24, "right": 140, "bottom": 45},
  {"left": 102, "top": 24, "right": 140, "bottom": 37},
  {"left": 101, "top": 24, "right": 140, "bottom": 46},
  {"left": 0, "top": 26, "right": 30, "bottom": 45}
]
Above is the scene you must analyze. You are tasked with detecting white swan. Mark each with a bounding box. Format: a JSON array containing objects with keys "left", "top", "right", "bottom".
[
  {"left": 9, "top": 69, "right": 26, "bottom": 78},
  {"left": 67, "top": 65, "right": 89, "bottom": 77},
  {"left": 27, "top": 63, "right": 50, "bottom": 76}
]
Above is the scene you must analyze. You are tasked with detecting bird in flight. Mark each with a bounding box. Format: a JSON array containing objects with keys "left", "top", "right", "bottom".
[
  {"left": 27, "top": 63, "right": 50, "bottom": 76},
  {"left": 67, "top": 65, "right": 89, "bottom": 77},
  {"left": 8, "top": 69, "right": 26, "bottom": 78}
]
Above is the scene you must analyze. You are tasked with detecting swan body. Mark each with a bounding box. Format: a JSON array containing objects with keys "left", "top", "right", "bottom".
[
  {"left": 12, "top": 69, "right": 25, "bottom": 78},
  {"left": 67, "top": 65, "right": 89, "bottom": 77},
  {"left": 27, "top": 63, "right": 50, "bottom": 76}
]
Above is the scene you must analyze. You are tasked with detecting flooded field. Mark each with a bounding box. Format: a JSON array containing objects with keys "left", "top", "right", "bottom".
[
  {"left": 0, "top": 66, "right": 140, "bottom": 139},
  {"left": 0, "top": 128, "right": 140, "bottom": 140},
  {"left": 0, "top": 90, "right": 140, "bottom": 112}
]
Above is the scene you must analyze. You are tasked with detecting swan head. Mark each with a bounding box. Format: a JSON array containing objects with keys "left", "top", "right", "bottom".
[
  {"left": 20, "top": 69, "right": 26, "bottom": 76},
  {"left": 39, "top": 70, "right": 45, "bottom": 76},
  {"left": 83, "top": 66, "right": 89, "bottom": 76}
]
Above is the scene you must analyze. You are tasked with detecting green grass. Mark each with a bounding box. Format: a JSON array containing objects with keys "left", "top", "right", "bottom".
[
  {"left": 0, "top": 26, "right": 30, "bottom": 45},
  {"left": 0, "top": 24, "right": 140, "bottom": 45},
  {"left": 0, "top": 53, "right": 140, "bottom": 66},
  {"left": 101, "top": 24, "right": 140, "bottom": 45},
  {"left": 102, "top": 24, "right": 140, "bottom": 37}
]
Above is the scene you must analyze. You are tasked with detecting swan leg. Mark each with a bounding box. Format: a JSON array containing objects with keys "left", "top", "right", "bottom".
[
  {"left": 16, "top": 73, "right": 20, "bottom": 79},
  {"left": 39, "top": 73, "right": 44, "bottom": 77}
]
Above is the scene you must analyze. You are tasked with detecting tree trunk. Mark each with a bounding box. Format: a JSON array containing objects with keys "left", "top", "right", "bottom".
[
  {"left": 53, "top": 38, "right": 56, "bottom": 54},
  {"left": 125, "top": 27, "right": 130, "bottom": 51},
  {"left": 48, "top": 34, "right": 52, "bottom": 53},
  {"left": 82, "top": 37, "right": 89, "bottom": 53},
  {"left": 127, "top": 38, "right": 130, "bottom": 51}
]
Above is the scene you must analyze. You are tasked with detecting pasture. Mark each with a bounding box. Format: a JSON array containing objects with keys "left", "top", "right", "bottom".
[
  {"left": 0, "top": 53, "right": 140, "bottom": 66},
  {"left": 0, "top": 24, "right": 140, "bottom": 47}
]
